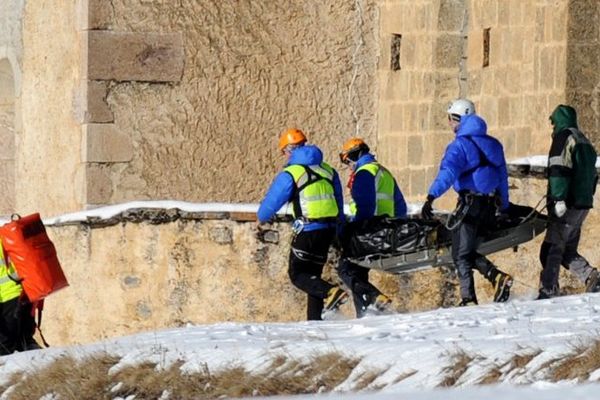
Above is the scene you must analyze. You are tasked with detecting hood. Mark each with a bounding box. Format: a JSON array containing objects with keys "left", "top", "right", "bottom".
[
  {"left": 287, "top": 144, "right": 324, "bottom": 166},
  {"left": 354, "top": 153, "right": 376, "bottom": 171},
  {"left": 456, "top": 114, "right": 487, "bottom": 137},
  {"left": 550, "top": 104, "right": 578, "bottom": 136}
]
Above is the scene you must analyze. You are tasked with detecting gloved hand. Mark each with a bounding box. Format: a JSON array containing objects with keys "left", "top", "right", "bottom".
[
  {"left": 553, "top": 200, "right": 567, "bottom": 218},
  {"left": 421, "top": 195, "right": 435, "bottom": 220}
]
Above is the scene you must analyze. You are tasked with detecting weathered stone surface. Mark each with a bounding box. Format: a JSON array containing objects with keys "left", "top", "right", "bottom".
[
  {"left": 434, "top": 34, "right": 463, "bottom": 68},
  {"left": 567, "top": 0, "right": 599, "bottom": 43},
  {"left": 209, "top": 225, "right": 233, "bottom": 245},
  {"left": 407, "top": 135, "right": 423, "bottom": 165},
  {"left": 122, "top": 275, "right": 141, "bottom": 288},
  {"left": 437, "top": 0, "right": 466, "bottom": 32},
  {"left": 82, "top": 123, "right": 133, "bottom": 162},
  {"left": 74, "top": 80, "right": 113, "bottom": 123},
  {"left": 86, "top": 80, "right": 113, "bottom": 122},
  {"left": 85, "top": 164, "right": 113, "bottom": 205},
  {"left": 86, "top": 30, "right": 184, "bottom": 82},
  {"left": 566, "top": 44, "right": 599, "bottom": 90},
  {"left": 19, "top": 0, "right": 83, "bottom": 215},
  {"left": 78, "top": 0, "right": 113, "bottom": 30},
  {"left": 257, "top": 228, "right": 279, "bottom": 244}
]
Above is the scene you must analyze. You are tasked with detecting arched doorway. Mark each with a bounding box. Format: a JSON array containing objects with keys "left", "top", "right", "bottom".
[{"left": 0, "top": 59, "right": 16, "bottom": 215}]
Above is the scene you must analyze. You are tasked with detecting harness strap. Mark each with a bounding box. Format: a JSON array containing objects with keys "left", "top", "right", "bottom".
[
  {"left": 291, "top": 247, "right": 327, "bottom": 264},
  {"left": 291, "top": 165, "right": 335, "bottom": 219}
]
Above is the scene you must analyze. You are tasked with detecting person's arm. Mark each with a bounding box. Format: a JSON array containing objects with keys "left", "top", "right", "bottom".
[
  {"left": 351, "top": 169, "right": 376, "bottom": 222},
  {"left": 257, "top": 171, "right": 295, "bottom": 223}
]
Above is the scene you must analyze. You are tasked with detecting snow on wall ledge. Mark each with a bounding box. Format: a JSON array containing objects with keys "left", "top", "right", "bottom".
[{"left": 33, "top": 161, "right": 600, "bottom": 346}]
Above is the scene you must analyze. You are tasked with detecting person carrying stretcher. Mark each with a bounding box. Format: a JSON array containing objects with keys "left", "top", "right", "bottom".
[
  {"left": 421, "top": 100, "right": 513, "bottom": 306},
  {"left": 338, "top": 138, "right": 407, "bottom": 317}
]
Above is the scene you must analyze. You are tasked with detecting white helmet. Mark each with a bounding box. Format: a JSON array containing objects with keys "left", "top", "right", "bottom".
[{"left": 447, "top": 99, "right": 476, "bottom": 121}]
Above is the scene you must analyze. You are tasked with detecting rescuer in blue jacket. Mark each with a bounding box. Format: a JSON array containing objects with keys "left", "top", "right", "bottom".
[
  {"left": 257, "top": 128, "right": 348, "bottom": 320},
  {"left": 421, "top": 101, "right": 513, "bottom": 306},
  {"left": 337, "top": 138, "right": 407, "bottom": 317}
]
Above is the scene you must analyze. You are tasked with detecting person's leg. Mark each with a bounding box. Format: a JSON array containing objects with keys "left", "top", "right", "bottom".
[
  {"left": 0, "top": 298, "right": 20, "bottom": 355},
  {"left": 471, "top": 198, "right": 511, "bottom": 281},
  {"left": 452, "top": 220, "right": 479, "bottom": 303},
  {"left": 15, "top": 300, "right": 40, "bottom": 352},
  {"left": 337, "top": 258, "right": 380, "bottom": 317},
  {"left": 539, "top": 215, "right": 568, "bottom": 298},
  {"left": 306, "top": 294, "right": 324, "bottom": 320},
  {"left": 561, "top": 210, "right": 597, "bottom": 285},
  {"left": 473, "top": 255, "right": 498, "bottom": 282},
  {"left": 287, "top": 228, "right": 337, "bottom": 320}
]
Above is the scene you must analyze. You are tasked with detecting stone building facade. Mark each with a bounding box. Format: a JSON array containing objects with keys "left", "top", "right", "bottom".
[{"left": 0, "top": 0, "right": 598, "bottom": 215}]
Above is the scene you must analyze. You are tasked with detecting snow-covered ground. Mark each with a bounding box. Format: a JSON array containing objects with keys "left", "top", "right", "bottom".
[{"left": 1, "top": 293, "right": 600, "bottom": 399}]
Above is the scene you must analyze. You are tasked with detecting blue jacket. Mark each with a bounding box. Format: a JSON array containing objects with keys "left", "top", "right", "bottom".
[
  {"left": 257, "top": 145, "right": 344, "bottom": 231},
  {"left": 351, "top": 154, "right": 407, "bottom": 222},
  {"left": 427, "top": 114, "right": 509, "bottom": 210}
]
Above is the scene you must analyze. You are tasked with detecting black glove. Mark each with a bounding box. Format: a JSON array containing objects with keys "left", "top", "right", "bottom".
[{"left": 421, "top": 195, "right": 435, "bottom": 220}]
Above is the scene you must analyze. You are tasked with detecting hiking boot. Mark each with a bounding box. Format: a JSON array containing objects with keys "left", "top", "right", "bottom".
[
  {"left": 323, "top": 287, "right": 348, "bottom": 312},
  {"left": 536, "top": 289, "right": 553, "bottom": 300},
  {"left": 373, "top": 294, "right": 392, "bottom": 312},
  {"left": 458, "top": 298, "right": 478, "bottom": 307},
  {"left": 493, "top": 272, "right": 513, "bottom": 302},
  {"left": 585, "top": 269, "right": 600, "bottom": 293}
]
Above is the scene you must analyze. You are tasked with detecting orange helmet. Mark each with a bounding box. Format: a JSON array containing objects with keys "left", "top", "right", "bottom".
[
  {"left": 278, "top": 128, "right": 307, "bottom": 153},
  {"left": 340, "top": 138, "right": 370, "bottom": 164}
]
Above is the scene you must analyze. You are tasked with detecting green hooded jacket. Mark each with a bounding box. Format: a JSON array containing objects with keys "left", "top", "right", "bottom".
[{"left": 547, "top": 105, "right": 598, "bottom": 209}]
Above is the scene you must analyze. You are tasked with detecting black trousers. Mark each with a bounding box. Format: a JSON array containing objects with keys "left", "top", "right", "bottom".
[
  {"left": 288, "top": 228, "right": 336, "bottom": 320},
  {"left": 337, "top": 258, "right": 381, "bottom": 318},
  {"left": 0, "top": 297, "right": 39, "bottom": 356},
  {"left": 451, "top": 195, "right": 500, "bottom": 301},
  {"left": 539, "top": 208, "right": 594, "bottom": 296}
]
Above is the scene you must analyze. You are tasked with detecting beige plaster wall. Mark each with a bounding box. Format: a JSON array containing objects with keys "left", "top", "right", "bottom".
[
  {"left": 81, "top": 0, "right": 379, "bottom": 207},
  {"left": 18, "top": 1, "right": 83, "bottom": 216}
]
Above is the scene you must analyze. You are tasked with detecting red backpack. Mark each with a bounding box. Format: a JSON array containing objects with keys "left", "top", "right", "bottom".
[{"left": 0, "top": 213, "right": 68, "bottom": 302}]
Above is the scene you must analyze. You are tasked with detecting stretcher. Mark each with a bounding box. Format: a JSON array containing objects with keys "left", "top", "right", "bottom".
[{"left": 343, "top": 204, "right": 548, "bottom": 274}]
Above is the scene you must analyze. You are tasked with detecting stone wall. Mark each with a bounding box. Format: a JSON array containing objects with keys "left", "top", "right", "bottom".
[
  {"left": 0, "top": 0, "right": 24, "bottom": 215},
  {"left": 566, "top": 0, "right": 600, "bottom": 143},
  {"left": 375, "top": 0, "right": 600, "bottom": 208}
]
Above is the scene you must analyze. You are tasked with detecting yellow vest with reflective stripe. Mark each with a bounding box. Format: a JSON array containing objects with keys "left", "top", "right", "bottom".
[
  {"left": 0, "top": 241, "right": 23, "bottom": 303},
  {"left": 350, "top": 163, "right": 396, "bottom": 217},
  {"left": 284, "top": 163, "right": 339, "bottom": 220}
]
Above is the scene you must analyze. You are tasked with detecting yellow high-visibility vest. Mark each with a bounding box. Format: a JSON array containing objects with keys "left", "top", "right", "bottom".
[
  {"left": 349, "top": 163, "right": 396, "bottom": 217},
  {"left": 0, "top": 242, "right": 22, "bottom": 303},
  {"left": 284, "top": 163, "right": 339, "bottom": 220}
]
